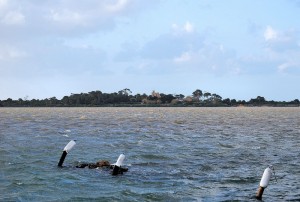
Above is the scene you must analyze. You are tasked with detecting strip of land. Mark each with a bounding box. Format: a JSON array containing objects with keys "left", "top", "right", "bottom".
[{"left": 1, "top": 89, "right": 299, "bottom": 107}]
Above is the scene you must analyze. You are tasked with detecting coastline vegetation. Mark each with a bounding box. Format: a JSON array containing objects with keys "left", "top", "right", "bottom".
[{"left": 0, "top": 88, "right": 299, "bottom": 107}]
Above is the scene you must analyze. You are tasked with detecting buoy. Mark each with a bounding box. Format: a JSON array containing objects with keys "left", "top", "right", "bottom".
[
  {"left": 256, "top": 165, "right": 273, "bottom": 200},
  {"left": 112, "top": 154, "right": 125, "bottom": 175},
  {"left": 58, "top": 140, "right": 76, "bottom": 167}
]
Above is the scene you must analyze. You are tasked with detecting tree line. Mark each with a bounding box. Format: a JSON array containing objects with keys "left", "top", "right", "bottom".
[{"left": 0, "top": 88, "right": 299, "bottom": 107}]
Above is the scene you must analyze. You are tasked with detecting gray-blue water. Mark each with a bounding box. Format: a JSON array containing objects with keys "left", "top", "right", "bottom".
[{"left": 0, "top": 107, "right": 299, "bottom": 201}]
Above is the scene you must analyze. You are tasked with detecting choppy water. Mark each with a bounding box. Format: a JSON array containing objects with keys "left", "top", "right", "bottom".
[{"left": 0, "top": 107, "right": 299, "bottom": 201}]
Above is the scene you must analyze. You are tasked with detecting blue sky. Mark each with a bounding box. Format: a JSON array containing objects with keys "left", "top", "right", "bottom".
[{"left": 1, "top": 0, "right": 300, "bottom": 101}]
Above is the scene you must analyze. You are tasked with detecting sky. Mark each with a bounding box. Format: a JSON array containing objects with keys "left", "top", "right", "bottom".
[{"left": 1, "top": 0, "right": 300, "bottom": 101}]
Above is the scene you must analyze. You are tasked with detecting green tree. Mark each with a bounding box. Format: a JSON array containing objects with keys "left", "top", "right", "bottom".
[
  {"left": 160, "top": 93, "right": 175, "bottom": 103},
  {"left": 192, "top": 89, "right": 203, "bottom": 100},
  {"left": 123, "top": 88, "right": 132, "bottom": 96},
  {"left": 212, "top": 94, "right": 222, "bottom": 101},
  {"left": 222, "top": 98, "right": 231, "bottom": 106},
  {"left": 61, "top": 96, "right": 70, "bottom": 106},
  {"left": 249, "top": 96, "right": 266, "bottom": 106},
  {"left": 175, "top": 94, "right": 185, "bottom": 100},
  {"left": 231, "top": 99, "right": 237, "bottom": 105},
  {"left": 203, "top": 92, "right": 211, "bottom": 100},
  {"left": 293, "top": 99, "right": 299, "bottom": 104}
]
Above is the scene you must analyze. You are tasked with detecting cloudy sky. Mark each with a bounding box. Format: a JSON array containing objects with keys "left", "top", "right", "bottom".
[{"left": 1, "top": 0, "right": 300, "bottom": 101}]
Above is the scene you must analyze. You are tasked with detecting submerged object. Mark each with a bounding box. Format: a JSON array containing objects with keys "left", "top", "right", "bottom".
[
  {"left": 112, "top": 154, "right": 125, "bottom": 175},
  {"left": 57, "top": 142, "right": 128, "bottom": 174},
  {"left": 58, "top": 140, "right": 76, "bottom": 167},
  {"left": 76, "top": 160, "right": 111, "bottom": 169},
  {"left": 256, "top": 165, "right": 273, "bottom": 200},
  {"left": 76, "top": 159, "right": 128, "bottom": 173}
]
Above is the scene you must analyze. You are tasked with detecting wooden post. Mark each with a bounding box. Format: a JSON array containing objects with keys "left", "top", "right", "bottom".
[{"left": 256, "top": 186, "right": 265, "bottom": 200}]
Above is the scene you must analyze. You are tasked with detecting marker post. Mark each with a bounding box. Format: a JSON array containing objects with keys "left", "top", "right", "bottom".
[
  {"left": 58, "top": 140, "right": 76, "bottom": 167},
  {"left": 256, "top": 166, "right": 273, "bottom": 200},
  {"left": 112, "top": 154, "right": 125, "bottom": 175}
]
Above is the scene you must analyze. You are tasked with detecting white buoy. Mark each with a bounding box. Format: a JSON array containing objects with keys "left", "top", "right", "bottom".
[
  {"left": 112, "top": 154, "right": 125, "bottom": 175},
  {"left": 63, "top": 140, "right": 76, "bottom": 153},
  {"left": 115, "top": 154, "right": 125, "bottom": 167},
  {"left": 58, "top": 140, "right": 76, "bottom": 167},
  {"left": 256, "top": 166, "right": 273, "bottom": 200}
]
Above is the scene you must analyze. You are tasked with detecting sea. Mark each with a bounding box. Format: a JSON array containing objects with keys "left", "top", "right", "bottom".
[{"left": 0, "top": 107, "right": 299, "bottom": 201}]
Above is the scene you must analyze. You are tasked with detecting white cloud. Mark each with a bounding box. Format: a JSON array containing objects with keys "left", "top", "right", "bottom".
[
  {"left": 0, "top": 0, "right": 152, "bottom": 40},
  {"left": 171, "top": 23, "right": 178, "bottom": 30},
  {"left": 277, "top": 62, "right": 300, "bottom": 74},
  {"left": 0, "top": 0, "right": 7, "bottom": 9},
  {"left": 105, "top": 0, "right": 130, "bottom": 12},
  {"left": 45, "top": 0, "right": 136, "bottom": 29},
  {"left": 278, "top": 62, "right": 291, "bottom": 72},
  {"left": 49, "top": 9, "right": 85, "bottom": 25},
  {"left": 0, "top": 0, "right": 7, "bottom": 6},
  {"left": 48, "top": 0, "right": 131, "bottom": 26},
  {"left": 262, "top": 25, "right": 300, "bottom": 55},
  {"left": 174, "top": 52, "right": 192, "bottom": 63},
  {"left": 139, "top": 21, "right": 203, "bottom": 60},
  {"left": 264, "top": 25, "right": 277, "bottom": 41},
  {"left": 1, "top": 10, "right": 25, "bottom": 25},
  {"left": 172, "top": 21, "right": 195, "bottom": 34},
  {"left": 0, "top": 46, "right": 27, "bottom": 61},
  {"left": 183, "top": 21, "right": 194, "bottom": 33}
]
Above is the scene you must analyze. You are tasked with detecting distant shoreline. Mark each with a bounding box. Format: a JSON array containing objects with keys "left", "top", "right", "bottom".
[
  {"left": 1, "top": 89, "right": 299, "bottom": 107},
  {"left": 1, "top": 104, "right": 299, "bottom": 108}
]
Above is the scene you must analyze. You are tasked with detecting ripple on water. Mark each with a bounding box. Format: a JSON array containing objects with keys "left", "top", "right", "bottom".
[{"left": 0, "top": 107, "right": 299, "bottom": 201}]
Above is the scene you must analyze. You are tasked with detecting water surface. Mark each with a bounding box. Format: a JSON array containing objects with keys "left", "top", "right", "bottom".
[{"left": 0, "top": 107, "right": 299, "bottom": 201}]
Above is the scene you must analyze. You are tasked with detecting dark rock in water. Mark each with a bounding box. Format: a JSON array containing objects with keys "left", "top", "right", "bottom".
[
  {"left": 112, "top": 166, "right": 129, "bottom": 175},
  {"left": 76, "top": 160, "right": 128, "bottom": 174},
  {"left": 76, "top": 160, "right": 110, "bottom": 169},
  {"left": 76, "top": 163, "right": 89, "bottom": 168},
  {"left": 96, "top": 160, "right": 110, "bottom": 167}
]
